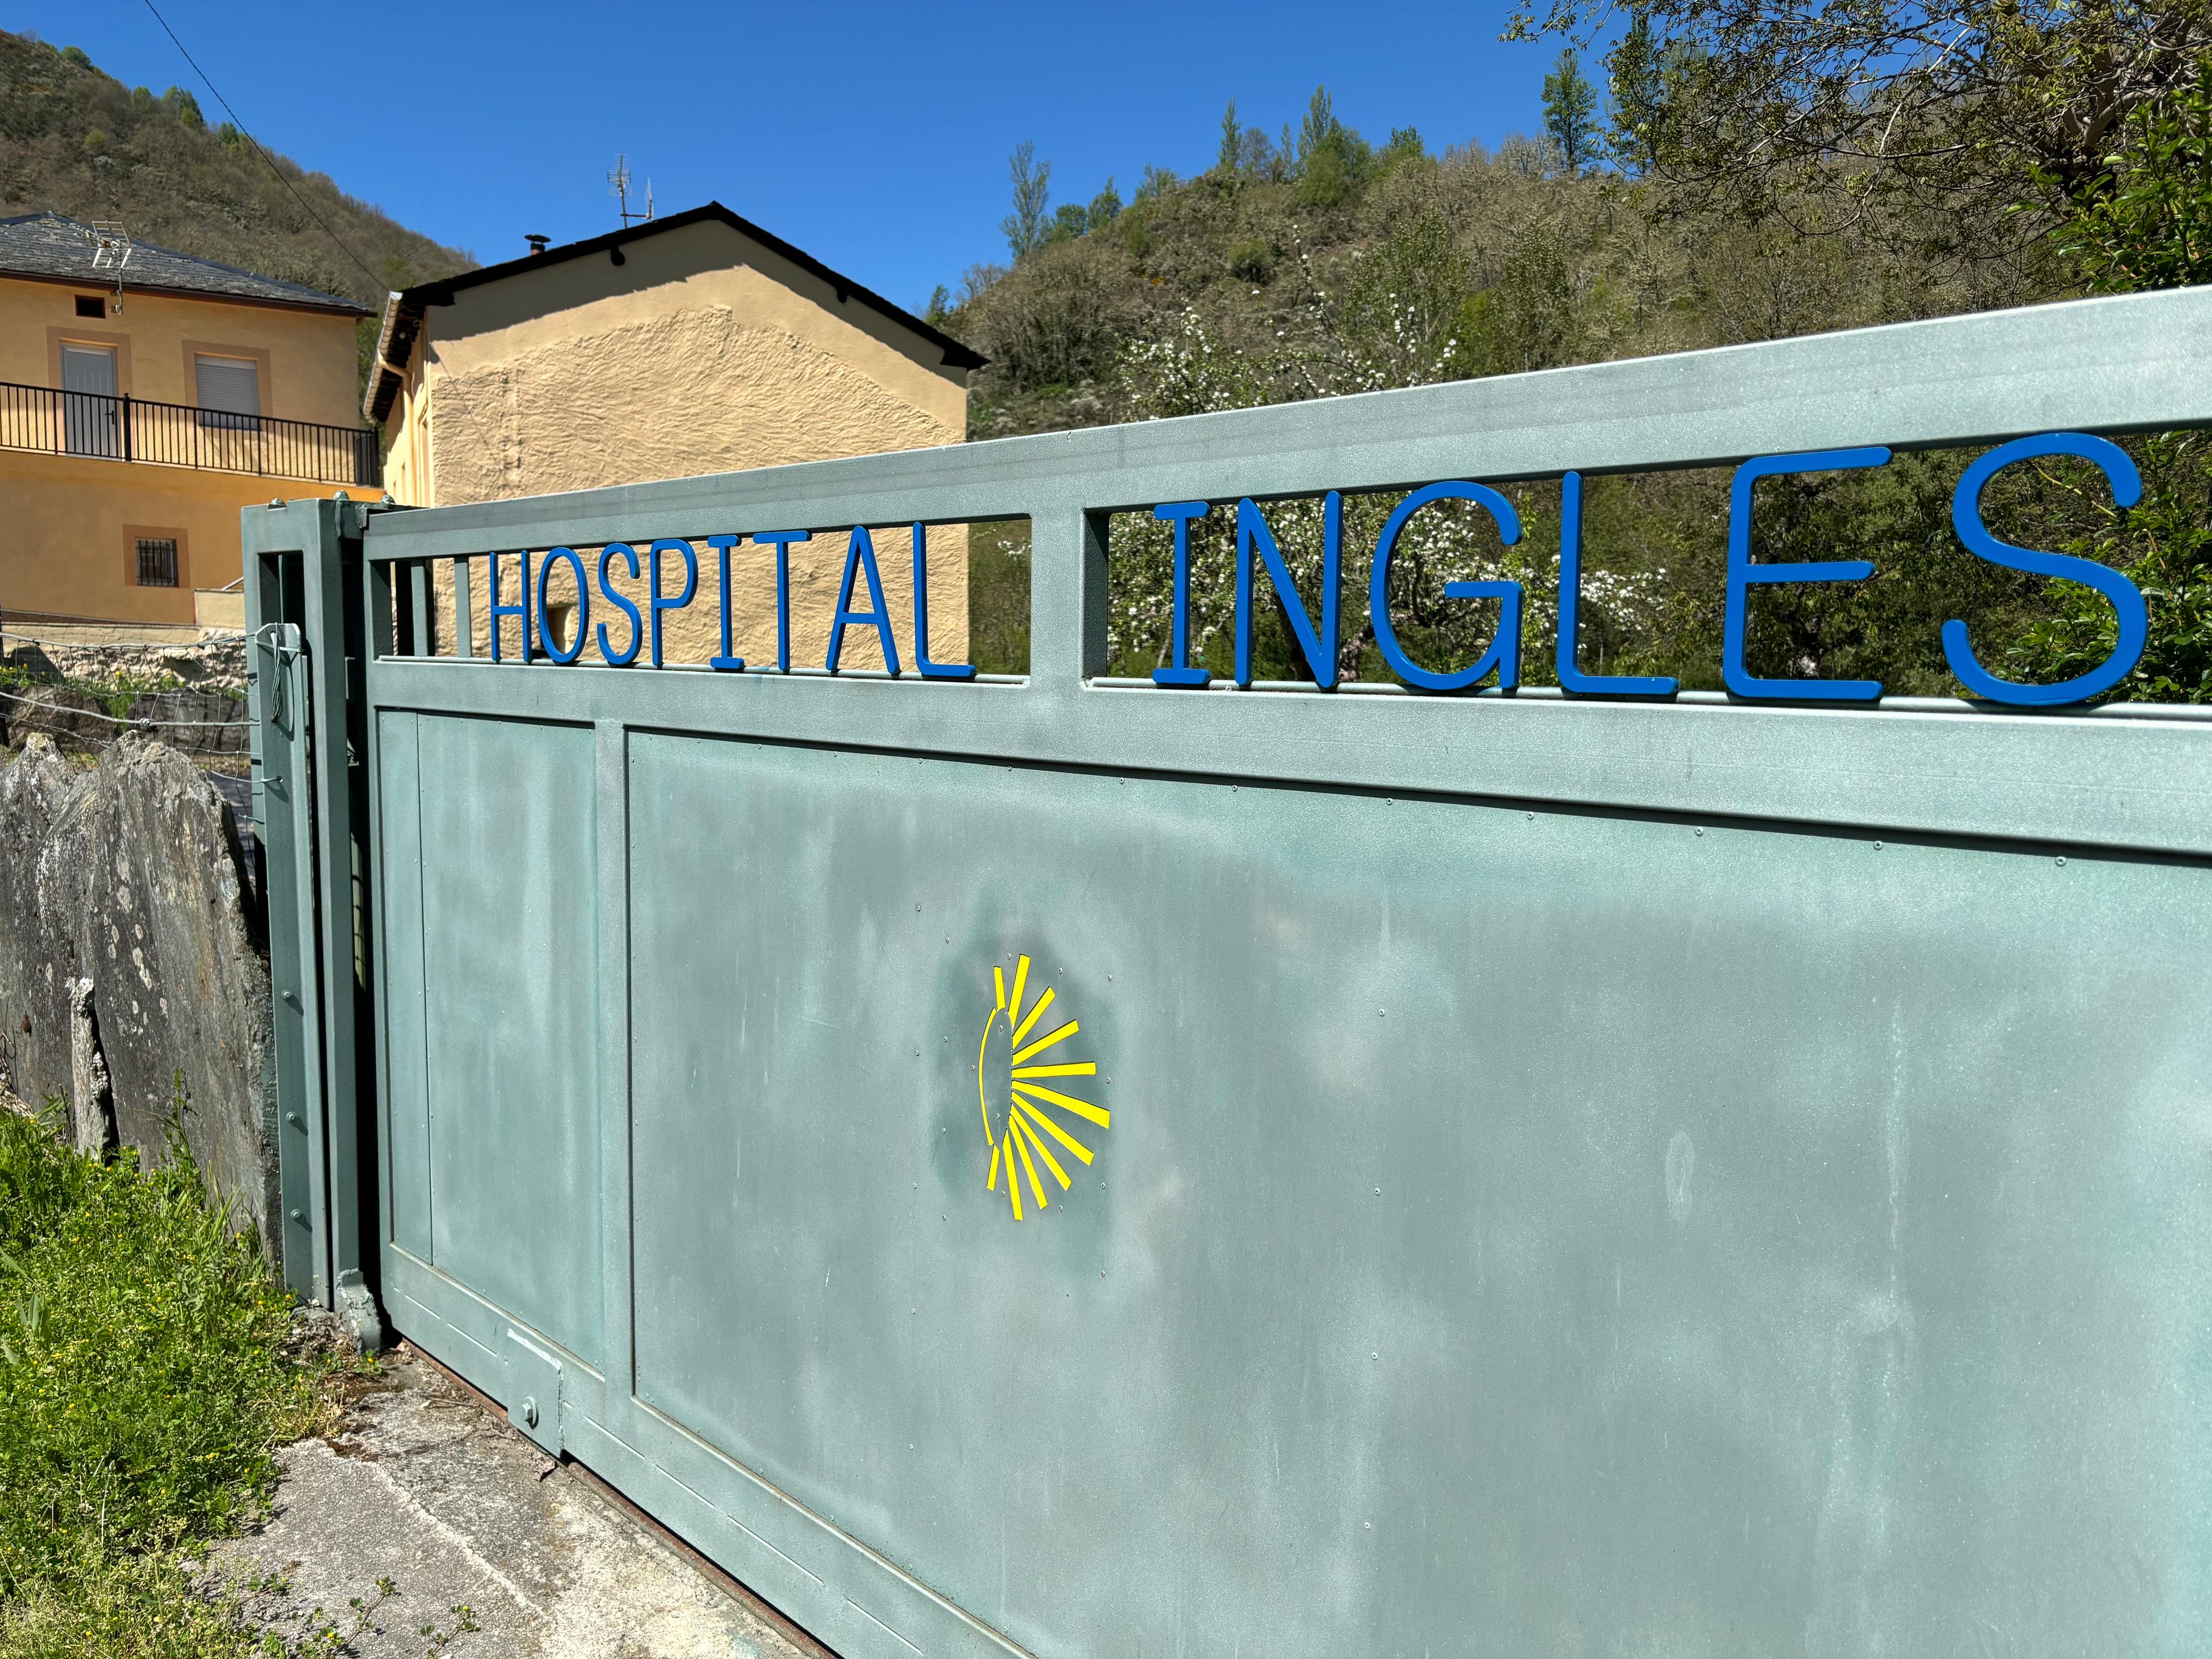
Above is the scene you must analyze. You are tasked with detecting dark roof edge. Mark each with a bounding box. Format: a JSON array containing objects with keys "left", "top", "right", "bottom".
[
  {"left": 0, "top": 263, "right": 371, "bottom": 319},
  {"left": 395, "top": 202, "right": 985, "bottom": 372}
]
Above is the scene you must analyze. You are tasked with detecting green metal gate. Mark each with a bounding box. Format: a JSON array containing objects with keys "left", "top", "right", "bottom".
[{"left": 248, "top": 287, "right": 2212, "bottom": 1656}]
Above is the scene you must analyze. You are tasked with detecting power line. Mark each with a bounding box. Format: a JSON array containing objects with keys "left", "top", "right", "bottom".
[{"left": 136, "top": 0, "right": 384, "bottom": 293}]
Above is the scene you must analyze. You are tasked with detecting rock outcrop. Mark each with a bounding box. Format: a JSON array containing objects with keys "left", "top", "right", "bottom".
[{"left": 0, "top": 735, "right": 275, "bottom": 1250}]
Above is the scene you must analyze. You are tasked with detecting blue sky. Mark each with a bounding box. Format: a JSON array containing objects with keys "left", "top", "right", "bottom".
[{"left": 26, "top": 1, "right": 1562, "bottom": 312}]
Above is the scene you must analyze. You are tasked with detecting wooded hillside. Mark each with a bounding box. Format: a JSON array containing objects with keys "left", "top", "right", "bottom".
[
  {"left": 943, "top": 45, "right": 2212, "bottom": 699},
  {"left": 0, "top": 29, "right": 473, "bottom": 390}
]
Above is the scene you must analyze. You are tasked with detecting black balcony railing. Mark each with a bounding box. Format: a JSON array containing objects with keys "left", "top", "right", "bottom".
[{"left": 0, "top": 380, "right": 380, "bottom": 488}]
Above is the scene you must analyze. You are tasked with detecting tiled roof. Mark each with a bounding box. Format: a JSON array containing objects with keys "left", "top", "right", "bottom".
[{"left": 0, "top": 212, "right": 369, "bottom": 315}]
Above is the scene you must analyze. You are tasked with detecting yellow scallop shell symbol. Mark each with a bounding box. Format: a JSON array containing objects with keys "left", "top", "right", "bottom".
[{"left": 977, "top": 954, "right": 1107, "bottom": 1220}]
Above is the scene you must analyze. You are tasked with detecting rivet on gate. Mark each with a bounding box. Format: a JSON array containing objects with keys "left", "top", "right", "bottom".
[
  {"left": 2056, "top": 855, "right": 2067, "bottom": 866},
  {"left": 1874, "top": 841, "right": 1883, "bottom": 851},
  {"left": 1695, "top": 827, "right": 1704, "bottom": 836},
  {"left": 521, "top": 1397, "right": 540, "bottom": 1429}
]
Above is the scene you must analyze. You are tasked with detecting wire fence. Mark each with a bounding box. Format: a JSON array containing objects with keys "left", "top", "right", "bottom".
[
  {"left": 0, "top": 685, "right": 252, "bottom": 730},
  {"left": 0, "top": 683, "right": 254, "bottom": 776},
  {"left": 0, "top": 627, "right": 247, "bottom": 651}
]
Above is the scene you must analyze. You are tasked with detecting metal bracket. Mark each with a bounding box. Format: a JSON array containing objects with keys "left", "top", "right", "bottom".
[{"left": 505, "top": 1328, "right": 564, "bottom": 1455}]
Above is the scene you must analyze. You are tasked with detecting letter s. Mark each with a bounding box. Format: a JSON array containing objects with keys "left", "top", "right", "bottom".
[
  {"left": 1945, "top": 433, "right": 2147, "bottom": 706},
  {"left": 597, "top": 542, "right": 643, "bottom": 666}
]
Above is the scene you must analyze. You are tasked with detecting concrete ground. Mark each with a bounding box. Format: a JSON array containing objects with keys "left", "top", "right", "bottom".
[{"left": 213, "top": 1343, "right": 835, "bottom": 1658}]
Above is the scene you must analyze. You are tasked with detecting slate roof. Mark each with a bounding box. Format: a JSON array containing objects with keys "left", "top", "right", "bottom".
[{"left": 0, "top": 212, "right": 369, "bottom": 316}]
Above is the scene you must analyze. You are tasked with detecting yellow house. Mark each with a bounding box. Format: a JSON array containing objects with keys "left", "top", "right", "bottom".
[
  {"left": 0, "top": 212, "right": 375, "bottom": 639},
  {"left": 364, "top": 203, "right": 983, "bottom": 669}
]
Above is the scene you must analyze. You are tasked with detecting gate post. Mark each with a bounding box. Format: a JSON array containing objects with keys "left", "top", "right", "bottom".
[{"left": 243, "top": 494, "right": 383, "bottom": 1349}]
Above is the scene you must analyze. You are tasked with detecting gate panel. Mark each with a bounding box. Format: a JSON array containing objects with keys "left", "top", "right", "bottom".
[
  {"left": 236, "top": 287, "right": 2212, "bottom": 1656},
  {"left": 623, "top": 732, "right": 2212, "bottom": 1655},
  {"left": 412, "top": 713, "right": 603, "bottom": 1369}
]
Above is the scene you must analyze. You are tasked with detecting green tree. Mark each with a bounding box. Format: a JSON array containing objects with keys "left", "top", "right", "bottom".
[
  {"left": 1294, "top": 85, "right": 1373, "bottom": 206},
  {"left": 1511, "top": 0, "right": 2212, "bottom": 264},
  {"left": 1002, "top": 140, "right": 1052, "bottom": 261},
  {"left": 1603, "top": 13, "right": 1675, "bottom": 173},
  {"left": 1047, "top": 202, "right": 1089, "bottom": 244},
  {"left": 2012, "top": 58, "right": 2212, "bottom": 700},
  {"left": 2059, "top": 54, "right": 2212, "bottom": 290},
  {"left": 1217, "top": 99, "right": 1242, "bottom": 175},
  {"left": 1380, "top": 126, "right": 1427, "bottom": 170},
  {"left": 160, "top": 85, "right": 203, "bottom": 129},
  {"left": 1543, "top": 48, "right": 1598, "bottom": 173}
]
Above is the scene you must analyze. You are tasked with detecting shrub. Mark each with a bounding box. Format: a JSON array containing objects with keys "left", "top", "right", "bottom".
[{"left": 1226, "top": 239, "right": 1277, "bottom": 284}]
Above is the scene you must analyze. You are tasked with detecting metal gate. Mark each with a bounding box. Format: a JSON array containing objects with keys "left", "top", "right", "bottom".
[{"left": 247, "top": 288, "right": 2212, "bottom": 1656}]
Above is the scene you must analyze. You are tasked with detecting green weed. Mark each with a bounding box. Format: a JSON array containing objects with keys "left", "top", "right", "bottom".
[{"left": 0, "top": 1106, "right": 359, "bottom": 1656}]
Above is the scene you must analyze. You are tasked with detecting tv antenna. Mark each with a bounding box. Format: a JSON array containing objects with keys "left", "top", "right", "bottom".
[
  {"left": 609, "top": 156, "right": 655, "bottom": 227},
  {"left": 82, "top": 219, "right": 131, "bottom": 312}
]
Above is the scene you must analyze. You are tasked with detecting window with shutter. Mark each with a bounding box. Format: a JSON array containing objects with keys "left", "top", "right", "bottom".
[{"left": 194, "top": 355, "right": 260, "bottom": 430}]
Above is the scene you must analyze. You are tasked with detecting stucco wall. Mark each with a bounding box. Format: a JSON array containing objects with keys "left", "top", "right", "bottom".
[
  {"left": 434, "top": 521, "right": 969, "bottom": 672},
  {"left": 388, "top": 218, "right": 972, "bottom": 660},
  {"left": 0, "top": 449, "right": 358, "bottom": 626},
  {"left": 426, "top": 301, "right": 957, "bottom": 501},
  {"left": 0, "top": 273, "right": 369, "bottom": 626},
  {"left": 0, "top": 275, "right": 362, "bottom": 423}
]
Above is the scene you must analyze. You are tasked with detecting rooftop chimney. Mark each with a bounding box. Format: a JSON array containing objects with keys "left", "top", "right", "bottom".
[{"left": 525, "top": 233, "right": 550, "bottom": 255}]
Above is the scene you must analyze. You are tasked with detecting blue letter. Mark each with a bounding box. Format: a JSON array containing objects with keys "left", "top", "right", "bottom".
[
  {"left": 826, "top": 525, "right": 902, "bottom": 675},
  {"left": 1556, "top": 472, "right": 1675, "bottom": 696},
  {"left": 1370, "top": 481, "right": 1524, "bottom": 692},
  {"left": 648, "top": 539, "right": 696, "bottom": 669},
  {"left": 489, "top": 549, "right": 532, "bottom": 663},
  {"left": 1724, "top": 448, "right": 1889, "bottom": 700},
  {"left": 913, "top": 521, "right": 974, "bottom": 679},
  {"left": 1153, "top": 501, "right": 1211, "bottom": 687},
  {"left": 536, "top": 546, "right": 589, "bottom": 665},
  {"left": 596, "top": 543, "right": 642, "bottom": 666},
  {"left": 1235, "top": 494, "right": 1340, "bottom": 688},
  {"left": 707, "top": 534, "right": 745, "bottom": 672},
  {"left": 752, "top": 530, "right": 810, "bottom": 671},
  {"left": 1944, "top": 433, "right": 2146, "bottom": 706}
]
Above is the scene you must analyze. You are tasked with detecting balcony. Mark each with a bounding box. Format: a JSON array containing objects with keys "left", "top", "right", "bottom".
[{"left": 0, "top": 380, "right": 380, "bottom": 488}]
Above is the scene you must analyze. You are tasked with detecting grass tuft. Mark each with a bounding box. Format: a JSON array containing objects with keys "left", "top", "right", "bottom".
[{"left": 0, "top": 1103, "right": 359, "bottom": 1656}]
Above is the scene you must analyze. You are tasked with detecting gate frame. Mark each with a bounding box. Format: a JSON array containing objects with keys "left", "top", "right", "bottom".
[{"left": 243, "top": 496, "right": 381, "bottom": 1342}]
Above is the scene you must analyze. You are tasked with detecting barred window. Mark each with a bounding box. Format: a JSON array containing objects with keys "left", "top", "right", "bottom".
[{"left": 135, "top": 537, "right": 178, "bottom": 588}]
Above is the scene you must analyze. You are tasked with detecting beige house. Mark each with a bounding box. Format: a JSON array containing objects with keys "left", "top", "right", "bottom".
[
  {"left": 365, "top": 204, "right": 983, "bottom": 670},
  {"left": 0, "top": 212, "right": 373, "bottom": 638}
]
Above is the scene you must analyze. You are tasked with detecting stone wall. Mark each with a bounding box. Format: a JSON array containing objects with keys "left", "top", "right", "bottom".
[
  {"left": 6, "top": 635, "right": 249, "bottom": 694},
  {"left": 0, "top": 734, "right": 275, "bottom": 1251}
]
